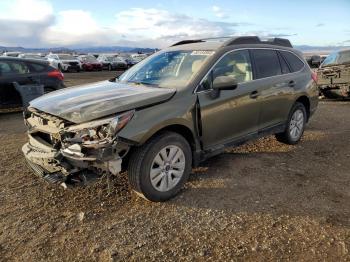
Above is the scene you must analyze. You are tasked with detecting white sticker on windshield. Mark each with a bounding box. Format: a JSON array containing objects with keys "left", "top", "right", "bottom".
[{"left": 191, "top": 51, "right": 215, "bottom": 56}]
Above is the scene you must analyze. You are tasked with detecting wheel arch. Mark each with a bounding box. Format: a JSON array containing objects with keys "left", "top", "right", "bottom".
[
  {"left": 295, "top": 95, "right": 310, "bottom": 121},
  {"left": 143, "top": 124, "right": 196, "bottom": 152},
  {"left": 123, "top": 124, "right": 198, "bottom": 170}
]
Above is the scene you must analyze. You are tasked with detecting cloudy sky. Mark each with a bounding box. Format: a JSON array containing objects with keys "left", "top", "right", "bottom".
[{"left": 0, "top": 0, "right": 349, "bottom": 48}]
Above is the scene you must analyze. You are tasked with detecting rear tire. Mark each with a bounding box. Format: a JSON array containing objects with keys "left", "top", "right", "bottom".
[
  {"left": 275, "top": 102, "right": 306, "bottom": 145},
  {"left": 128, "top": 132, "right": 192, "bottom": 202}
]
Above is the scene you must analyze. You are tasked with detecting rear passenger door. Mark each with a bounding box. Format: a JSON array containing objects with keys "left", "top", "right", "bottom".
[
  {"left": 250, "top": 49, "right": 297, "bottom": 130},
  {"left": 26, "top": 62, "right": 52, "bottom": 88},
  {"left": 0, "top": 60, "right": 23, "bottom": 107},
  {"left": 0, "top": 60, "right": 41, "bottom": 108}
]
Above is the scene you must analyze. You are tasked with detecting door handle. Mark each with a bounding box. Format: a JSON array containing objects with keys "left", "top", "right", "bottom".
[
  {"left": 288, "top": 80, "right": 295, "bottom": 87},
  {"left": 250, "top": 90, "right": 259, "bottom": 99}
]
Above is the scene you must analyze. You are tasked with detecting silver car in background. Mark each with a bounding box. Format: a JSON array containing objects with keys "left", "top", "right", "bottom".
[{"left": 46, "top": 54, "right": 82, "bottom": 72}]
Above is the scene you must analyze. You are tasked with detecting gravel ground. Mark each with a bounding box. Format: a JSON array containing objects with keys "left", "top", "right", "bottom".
[{"left": 0, "top": 72, "right": 349, "bottom": 261}]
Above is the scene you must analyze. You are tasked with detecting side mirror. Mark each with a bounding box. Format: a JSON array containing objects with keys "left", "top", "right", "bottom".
[{"left": 213, "top": 75, "right": 238, "bottom": 90}]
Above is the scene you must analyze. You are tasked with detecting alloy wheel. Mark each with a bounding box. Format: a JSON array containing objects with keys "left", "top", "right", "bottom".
[
  {"left": 150, "top": 145, "right": 186, "bottom": 192},
  {"left": 289, "top": 109, "right": 304, "bottom": 140}
]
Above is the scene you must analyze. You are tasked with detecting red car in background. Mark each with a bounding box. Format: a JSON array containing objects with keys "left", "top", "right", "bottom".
[{"left": 78, "top": 55, "right": 103, "bottom": 71}]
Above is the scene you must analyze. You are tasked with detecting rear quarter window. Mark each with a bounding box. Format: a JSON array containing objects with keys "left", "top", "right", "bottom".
[
  {"left": 277, "top": 52, "right": 291, "bottom": 74},
  {"left": 251, "top": 49, "right": 281, "bottom": 79},
  {"left": 281, "top": 51, "right": 304, "bottom": 72}
]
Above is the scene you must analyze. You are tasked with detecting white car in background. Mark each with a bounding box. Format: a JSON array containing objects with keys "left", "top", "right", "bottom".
[
  {"left": 18, "top": 53, "right": 47, "bottom": 61},
  {"left": 46, "top": 54, "right": 82, "bottom": 72},
  {"left": 2, "top": 51, "right": 22, "bottom": 57}
]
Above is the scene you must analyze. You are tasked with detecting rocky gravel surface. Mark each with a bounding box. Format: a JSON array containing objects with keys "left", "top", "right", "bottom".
[{"left": 0, "top": 72, "right": 349, "bottom": 261}]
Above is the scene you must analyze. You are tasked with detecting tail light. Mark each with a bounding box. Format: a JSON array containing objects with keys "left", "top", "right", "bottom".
[
  {"left": 48, "top": 69, "right": 64, "bottom": 81},
  {"left": 311, "top": 72, "right": 318, "bottom": 83}
]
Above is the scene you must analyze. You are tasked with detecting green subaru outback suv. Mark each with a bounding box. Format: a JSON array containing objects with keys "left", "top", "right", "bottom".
[{"left": 22, "top": 36, "right": 318, "bottom": 201}]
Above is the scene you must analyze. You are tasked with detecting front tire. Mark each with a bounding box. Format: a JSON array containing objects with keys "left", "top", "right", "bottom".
[
  {"left": 128, "top": 132, "right": 192, "bottom": 202},
  {"left": 275, "top": 102, "right": 306, "bottom": 145}
]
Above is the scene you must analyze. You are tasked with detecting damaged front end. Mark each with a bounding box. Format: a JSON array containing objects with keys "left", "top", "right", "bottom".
[{"left": 22, "top": 107, "right": 134, "bottom": 188}]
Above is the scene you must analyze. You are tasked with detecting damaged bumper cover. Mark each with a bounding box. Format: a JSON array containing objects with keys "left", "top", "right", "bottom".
[{"left": 22, "top": 108, "right": 133, "bottom": 187}]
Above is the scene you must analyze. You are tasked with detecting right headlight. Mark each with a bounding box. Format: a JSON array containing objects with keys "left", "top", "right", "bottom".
[{"left": 66, "top": 110, "right": 134, "bottom": 144}]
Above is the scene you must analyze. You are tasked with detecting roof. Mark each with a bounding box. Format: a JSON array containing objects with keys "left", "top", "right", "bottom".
[
  {"left": 166, "top": 36, "right": 294, "bottom": 51},
  {"left": 167, "top": 41, "right": 223, "bottom": 51},
  {"left": 0, "top": 56, "right": 49, "bottom": 64}
]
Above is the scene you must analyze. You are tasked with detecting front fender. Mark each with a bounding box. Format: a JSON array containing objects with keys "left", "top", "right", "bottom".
[{"left": 118, "top": 93, "right": 197, "bottom": 144}]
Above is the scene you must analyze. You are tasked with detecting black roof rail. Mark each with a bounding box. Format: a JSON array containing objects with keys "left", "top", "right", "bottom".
[
  {"left": 224, "top": 36, "right": 293, "bottom": 48},
  {"left": 170, "top": 36, "right": 293, "bottom": 48},
  {"left": 171, "top": 40, "right": 204, "bottom": 47},
  {"left": 264, "top": 37, "right": 293, "bottom": 48},
  {"left": 224, "top": 36, "right": 261, "bottom": 46}
]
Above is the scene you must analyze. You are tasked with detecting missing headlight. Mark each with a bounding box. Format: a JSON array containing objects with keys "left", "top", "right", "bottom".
[{"left": 64, "top": 110, "right": 134, "bottom": 145}]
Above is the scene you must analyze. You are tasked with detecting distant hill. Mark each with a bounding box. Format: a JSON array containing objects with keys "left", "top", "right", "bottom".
[
  {"left": 0, "top": 45, "right": 158, "bottom": 54},
  {"left": 0, "top": 44, "right": 348, "bottom": 55},
  {"left": 0, "top": 46, "right": 74, "bottom": 54},
  {"left": 74, "top": 46, "right": 158, "bottom": 54},
  {"left": 295, "top": 45, "right": 350, "bottom": 54}
]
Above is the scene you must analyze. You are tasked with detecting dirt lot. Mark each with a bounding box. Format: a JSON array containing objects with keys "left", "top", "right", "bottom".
[{"left": 0, "top": 72, "right": 349, "bottom": 261}]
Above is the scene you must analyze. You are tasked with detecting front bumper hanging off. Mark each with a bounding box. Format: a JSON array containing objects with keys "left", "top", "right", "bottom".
[{"left": 22, "top": 135, "right": 123, "bottom": 187}]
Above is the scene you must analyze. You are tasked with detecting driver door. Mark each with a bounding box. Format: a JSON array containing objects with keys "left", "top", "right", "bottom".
[{"left": 196, "top": 49, "right": 261, "bottom": 150}]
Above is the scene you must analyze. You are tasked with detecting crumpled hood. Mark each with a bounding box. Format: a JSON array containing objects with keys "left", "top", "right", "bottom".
[{"left": 30, "top": 80, "right": 176, "bottom": 123}]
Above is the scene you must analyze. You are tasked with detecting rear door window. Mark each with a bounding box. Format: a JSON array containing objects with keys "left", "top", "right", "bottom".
[
  {"left": 280, "top": 51, "right": 304, "bottom": 72},
  {"left": 251, "top": 49, "right": 281, "bottom": 79},
  {"left": 9, "top": 61, "right": 30, "bottom": 75}
]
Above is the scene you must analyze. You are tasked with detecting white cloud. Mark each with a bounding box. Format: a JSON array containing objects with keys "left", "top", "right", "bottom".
[
  {"left": 212, "top": 5, "right": 229, "bottom": 19},
  {"left": 43, "top": 10, "right": 114, "bottom": 46},
  {"left": 0, "top": 0, "right": 54, "bottom": 46},
  {"left": 114, "top": 8, "right": 240, "bottom": 47},
  {"left": 0, "top": 2, "right": 245, "bottom": 48},
  {"left": 0, "top": 0, "right": 53, "bottom": 21}
]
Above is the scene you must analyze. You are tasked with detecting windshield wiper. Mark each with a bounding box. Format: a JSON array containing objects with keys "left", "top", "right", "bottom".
[{"left": 128, "top": 81, "right": 155, "bottom": 86}]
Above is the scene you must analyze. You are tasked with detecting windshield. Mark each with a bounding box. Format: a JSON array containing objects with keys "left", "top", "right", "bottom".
[
  {"left": 106, "top": 56, "right": 116, "bottom": 62},
  {"left": 118, "top": 50, "right": 214, "bottom": 88},
  {"left": 58, "top": 54, "right": 76, "bottom": 60},
  {"left": 322, "top": 52, "right": 339, "bottom": 67},
  {"left": 105, "top": 56, "right": 124, "bottom": 62},
  {"left": 25, "top": 54, "right": 42, "bottom": 59},
  {"left": 338, "top": 50, "right": 350, "bottom": 64}
]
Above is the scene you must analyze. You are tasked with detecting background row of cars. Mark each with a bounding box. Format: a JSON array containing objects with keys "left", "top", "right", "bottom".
[
  {"left": 1, "top": 52, "right": 149, "bottom": 72},
  {"left": 0, "top": 52, "right": 149, "bottom": 110}
]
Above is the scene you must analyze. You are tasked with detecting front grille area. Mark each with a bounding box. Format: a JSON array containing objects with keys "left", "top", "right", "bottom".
[
  {"left": 69, "top": 62, "right": 78, "bottom": 66},
  {"left": 25, "top": 159, "right": 46, "bottom": 177},
  {"left": 35, "top": 132, "right": 54, "bottom": 145},
  {"left": 26, "top": 159, "right": 66, "bottom": 184}
]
